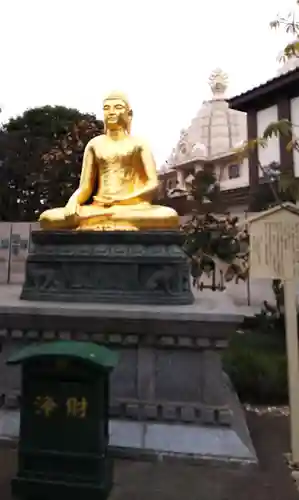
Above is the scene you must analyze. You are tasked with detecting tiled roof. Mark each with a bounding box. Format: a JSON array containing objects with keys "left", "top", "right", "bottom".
[{"left": 228, "top": 67, "right": 299, "bottom": 110}]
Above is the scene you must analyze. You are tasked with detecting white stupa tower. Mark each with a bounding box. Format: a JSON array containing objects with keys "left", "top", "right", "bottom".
[{"left": 162, "top": 68, "right": 247, "bottom": 168}]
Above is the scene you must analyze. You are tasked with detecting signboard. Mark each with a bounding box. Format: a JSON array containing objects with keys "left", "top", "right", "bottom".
[
  {"left": 249, "top": 209, "right": 299, "bottom": 280},
  {"left": 248, "top": 204, "right": 299, "bottom": 464}
]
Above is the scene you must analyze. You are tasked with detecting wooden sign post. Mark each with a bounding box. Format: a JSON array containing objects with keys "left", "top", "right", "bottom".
[{"left": 248, "top": 204, "right": 299, "bottom": 464}]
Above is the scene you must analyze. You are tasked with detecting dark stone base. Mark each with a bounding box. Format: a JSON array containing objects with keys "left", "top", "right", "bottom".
[
  {"left": 11, "top": 475, "right": 112, "bottom": 500},
  {"left": 21, "top": 230, "right": 194, "bottom": 305}
]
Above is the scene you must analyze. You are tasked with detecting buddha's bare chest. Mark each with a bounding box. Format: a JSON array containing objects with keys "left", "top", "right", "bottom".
[
  {"left": 93, "top": 142, "right": 142, "bottom": 194},
  {"left": 93, "top": 141, "right": 141, "bottom": 165}
]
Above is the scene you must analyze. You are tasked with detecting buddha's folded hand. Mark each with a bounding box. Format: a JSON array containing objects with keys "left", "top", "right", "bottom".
[
  {"left": 65, "top": 199, "right": 79, "bottom": 218},
  {"left": 95, "top": 195, "right": 115, "bottom": 206}
]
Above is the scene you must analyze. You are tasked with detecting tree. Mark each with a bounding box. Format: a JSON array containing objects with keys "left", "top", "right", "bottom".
[
  {"left": 0, "top": 105, "right": 104, "bottom": 221},
  {"left": 270, "top": 2, "right": 299, "bottom": 60},
  {"left": 182, "top": 212, "right": 249, "bottom": 287},
  {"left": 249, "top": 161, "right": 297, "bottom": 211},
  {"left": 190, "top": 168, "right": 220, "bottom": 203},
  {"left": 179, "top": 165, "right": 249, "bottom": 287}
]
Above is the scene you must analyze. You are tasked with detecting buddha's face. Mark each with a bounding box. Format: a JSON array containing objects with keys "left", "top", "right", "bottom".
[{"left": 103, "top": 98, "right": 131, "bottom": 131}]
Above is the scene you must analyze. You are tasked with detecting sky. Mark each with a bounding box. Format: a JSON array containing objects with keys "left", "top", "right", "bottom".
[{"left": 0, "top": 0, "right": 297, "bottom": 167}]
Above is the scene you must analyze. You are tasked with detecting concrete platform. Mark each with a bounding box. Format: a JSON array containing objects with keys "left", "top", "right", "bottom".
[
  {"left": 0, "top": 284, "right": 256, "bottom": 319},
  {"left": 0, "top": 409, "right": 256, "bottom": 463},
  {"left": 0, "top": 285, "right": 257, "bottom": 464}
]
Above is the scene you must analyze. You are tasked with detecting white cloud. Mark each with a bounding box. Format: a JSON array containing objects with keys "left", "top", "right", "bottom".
[{"left": 0, "top": 0, "right": 296, "bottom": 165}]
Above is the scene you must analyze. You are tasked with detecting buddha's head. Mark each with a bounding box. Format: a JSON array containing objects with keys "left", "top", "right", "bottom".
[{"left": 103, "top": 91, "right": 133, "bottom": 133}]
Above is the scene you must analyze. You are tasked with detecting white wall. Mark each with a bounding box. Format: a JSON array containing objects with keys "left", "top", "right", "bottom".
[
  {"left": 257, "top": 105, "right": 280, "bottom": 171},
  {"left": 176, "top": 169, "right": 186, "bottom": 189},
  {"left": 291, "top": 96, "right": 299, "bottom": 177},
  {"left": 220, "top": 158, "right": 249, "bottom": 191}
]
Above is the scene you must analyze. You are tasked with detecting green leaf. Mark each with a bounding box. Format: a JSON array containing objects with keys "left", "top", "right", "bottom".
[
  {"left": 263, "top": 119, "right": 292, "bottom": 139},
  {"left": 270, "top": 20, "right": 280, "bottom": 29},
  {"left": 286, "top": 139, "right": 299, "bottom": 152},
  {"left": 279, "top": 172, "right": 299, "bottom": 200}
]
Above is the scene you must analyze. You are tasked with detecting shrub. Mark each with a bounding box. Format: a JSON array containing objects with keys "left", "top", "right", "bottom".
[{"left": 223, "top": 328, "right": 288, "bottom": 404}]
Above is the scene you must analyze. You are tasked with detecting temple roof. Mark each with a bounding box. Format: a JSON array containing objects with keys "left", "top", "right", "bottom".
[
  {"left": 229, "top": 43, "right": 299, "bottom": 112},
  {"left": 228, "top": 67, "right": 299, "bottom": 112},
  {"left": 164, "top": 69, "right": 247, "bottom": 169}
]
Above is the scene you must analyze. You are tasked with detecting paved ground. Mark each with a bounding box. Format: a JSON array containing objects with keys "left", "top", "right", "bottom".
[{"left": 1, "top": 409, "right": 298, "bottom": 500}]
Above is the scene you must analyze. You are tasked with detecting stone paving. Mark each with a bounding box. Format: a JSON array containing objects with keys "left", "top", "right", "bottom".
[{"left": 0, "top": 410, "right": 298, "bottom": 500}]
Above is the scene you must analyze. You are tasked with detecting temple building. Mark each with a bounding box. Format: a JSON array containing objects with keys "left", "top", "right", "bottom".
[
  {"left": 158, "top": 69, "right": 250, "bottom": 214},
  {"left": 158, "top": 51, "right": 299, "bottom": 216},
  {"left": 228, "top": 50, "right": 299, "bottom": 210}
]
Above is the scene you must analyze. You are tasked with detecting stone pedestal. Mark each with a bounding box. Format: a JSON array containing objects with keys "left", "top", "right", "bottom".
[
  {"left": 21, "top": 230, "right": 193, "bottom": 305},
  {"left": 0, "top": 286, "right": 256, "bottom": 463}
]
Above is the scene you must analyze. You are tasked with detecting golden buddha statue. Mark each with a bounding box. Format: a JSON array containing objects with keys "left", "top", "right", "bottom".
[{"left": 39, "top": 91, "right": 179, "bottom": 231}]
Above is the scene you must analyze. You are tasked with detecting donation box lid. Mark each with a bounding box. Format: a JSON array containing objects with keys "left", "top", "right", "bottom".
[{"left": 6, "top": 340, "right": 118, "bottom": 370}]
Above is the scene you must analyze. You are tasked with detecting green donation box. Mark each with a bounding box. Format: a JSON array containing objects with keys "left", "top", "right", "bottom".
[{"left": 7, "top": 340, "right": 118, "bottom": 500}]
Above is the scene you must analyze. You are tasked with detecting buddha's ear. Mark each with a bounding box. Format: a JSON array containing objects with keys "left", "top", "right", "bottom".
[{"left": 127, "top": 109, "right": 133, "bottom": 133}]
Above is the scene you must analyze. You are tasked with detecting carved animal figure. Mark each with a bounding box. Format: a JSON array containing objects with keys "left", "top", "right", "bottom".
[{"left": 145, "top": 266, "right": 175, "bottom": 294}]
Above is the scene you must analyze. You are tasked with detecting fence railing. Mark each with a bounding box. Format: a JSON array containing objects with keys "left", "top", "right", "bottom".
[
  {"left": 0, "top": 222, "right": 40, "bottom": 284},
  {"left": 192, "top": 267, "right": 251, "bottom": 305}
]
